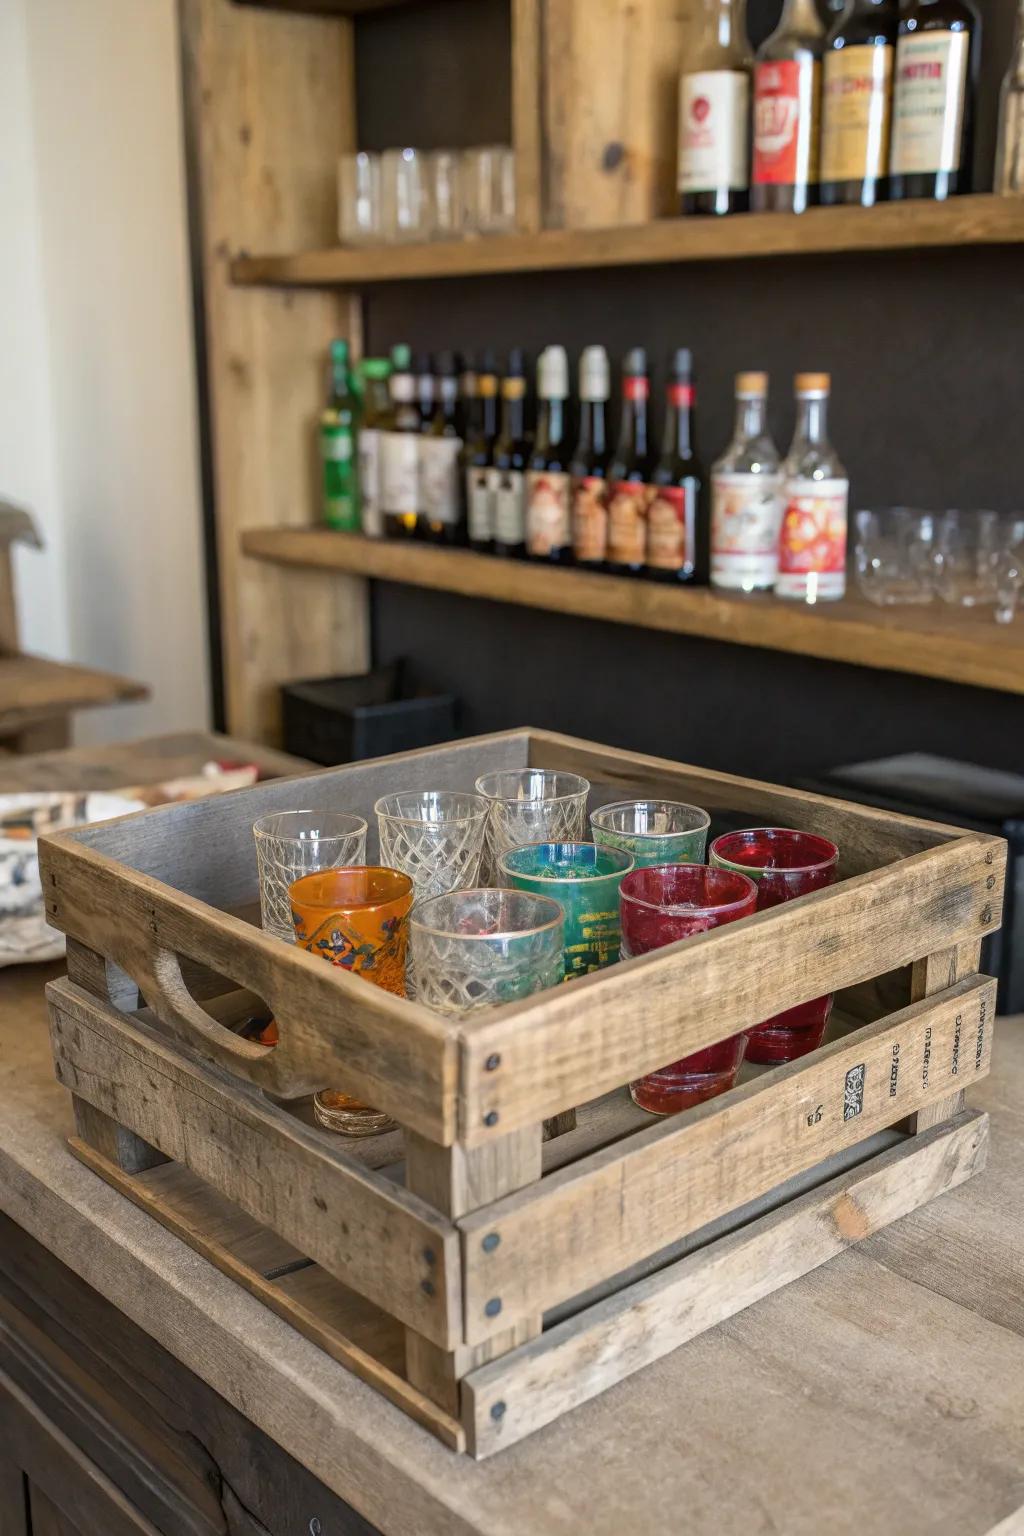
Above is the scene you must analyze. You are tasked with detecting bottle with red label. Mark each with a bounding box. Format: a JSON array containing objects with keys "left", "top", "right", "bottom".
[
  {"left": 606, "top": 349, "right": 654, "bottom": 578},
  {"left": 646, "top": 349, "right": 706, "bottom": 585},
  {"left": 777, "top": 373, "right": 849, "bottom": 603},
  {"left": 890, "top": 0, "right": 979, "bottom": 203},
  {"left": 752, "top": 0, "right": 826, "bottom": 214},
  {"left": 571, "top": 345, "right": 611, "bottom": 569},
  {"left": 526, "top": 346, "right": 573, "bottom": 564},
  {"left": 677, "top": 0, "right": 752, "bottom": 216}
]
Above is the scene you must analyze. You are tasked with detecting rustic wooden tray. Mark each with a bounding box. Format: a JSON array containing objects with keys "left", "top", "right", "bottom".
[{"left": 40, "top": 729, "right": 1005, "bottom": 1457}]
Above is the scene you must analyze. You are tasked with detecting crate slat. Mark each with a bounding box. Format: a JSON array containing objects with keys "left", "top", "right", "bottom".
[
  {"left": 459, "top": 976, "right": 996, "bottom": 1343},
  {"left": 459, "top": 835, "right": 1004, "bottom": 1144},
  {"left": 462, "top": 1109, "right": 989, "bottom": 1458},
  {"left": 48, "top": 980, "right": 462, "bottom": 1348}
]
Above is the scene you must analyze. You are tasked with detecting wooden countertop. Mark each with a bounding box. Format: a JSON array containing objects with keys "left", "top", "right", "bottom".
[{"left": 1, "top": 735, "right": 1023, "bottom": 1536}]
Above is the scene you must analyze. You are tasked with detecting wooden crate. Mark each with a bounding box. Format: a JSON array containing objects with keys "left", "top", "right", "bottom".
[{"left": 40, "top": 729, "right": 1005, "bottom": 1458}]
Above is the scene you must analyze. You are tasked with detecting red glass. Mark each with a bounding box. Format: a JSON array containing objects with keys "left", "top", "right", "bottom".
[
  {"left": 709, "top": 827, "right": 839, "bottom": 1063},
  {"left": 620, "top": 864, "right": 758, "bottom": 1113}
]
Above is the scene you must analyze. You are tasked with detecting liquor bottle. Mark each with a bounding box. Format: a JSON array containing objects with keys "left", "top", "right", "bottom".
[
  {"left": 646, "top": 349, "right": 706, "bottom": 585},
  {"left": 996, "top": 0, "right": 1024, "bottom": 195},
  {"left": 489, "top": 350, "right": 531, "bottom": 560},
  {"left": 570, "top": 346, "right": 612, "bottom": 568},
  {"left": 419, "top": 351, "right": 465, "bottom": 545},
  {"left": 357, "top": 357, "right": 392, "bottom": 538},
  {"left": 777, "top": 373, "right": 849, "bottom": 603},
  {"left": 820, "top": 0, "right": 899, "bottom": 207},
  {"left": 606, "top": 348, "right": 654, "bottom": 578},
  {"left": 678, "top": 0, "right": 752, "bottom": 216},
  {"left": 320, "top": 339, "right": 360, "bottom": 531},
  {"left": 415, "top": 353, "right": 435, "bottom": 430},
  {"left": 462, "top": 350, "right": 499, "bottom": 552},
  {"left": 710, "top": 372, "right": 783, "bottom": 592},
  {"left": 526, "top": 346, "right": 573, "bottom": 564},
  {"left": 381, "top": 344, "right": 420, "bottom": 540},
  {"left": 890, "top": 0, "right": 979, "bottom": 202},
  {"left": 752, "top": 0, "right": 826, "bottom": 214}
]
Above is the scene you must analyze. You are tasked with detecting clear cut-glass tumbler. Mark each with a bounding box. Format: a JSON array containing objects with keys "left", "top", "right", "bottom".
[
  {"left": 411, "top": 888, "right": 564, "bottom": 1016},
  {"left": 253, "top": 810, "right": 367, "bottom": 943},
  {"left": 475, "top": 769, "right": 590, "bottom": 885}
]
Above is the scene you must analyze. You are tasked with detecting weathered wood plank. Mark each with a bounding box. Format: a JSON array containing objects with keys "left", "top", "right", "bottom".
[
  {"left": 906, "top": 940, "right": 983, "bottom": 1133},
  {"left": 459, "top": 978, "right": 996, "bottom": 1343},
  {"left": 463, "top": 1110, "right": 989, "bottom": 1458}
]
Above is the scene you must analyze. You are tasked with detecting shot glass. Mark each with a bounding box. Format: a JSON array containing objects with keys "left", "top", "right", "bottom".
[
  {"left": 621, "top": 864, "right": 758, "bottom": 1114},
  {"left": 498, "top": 841, "right": 633, "bottom": 977},
  {"left": 254, "top": 810, "right": 368, "bottom": 944},
  {"left": 591, "top": 800, "right": 710, "bottom": 869},
  {"left": 375, "top": 790, "right": 489, "bottom": 905},
  {"left": 710, "top": 828, "right": 840, "bottom": 1064},
  {"left": 475, "top": 769, "right": 590, "bottom": 885},
  {"left": 290, "top": 865, "right": 413, "bottom": 1136},
  {"left": 411, "top": 888, "right": 564, "bottom": 1016}
]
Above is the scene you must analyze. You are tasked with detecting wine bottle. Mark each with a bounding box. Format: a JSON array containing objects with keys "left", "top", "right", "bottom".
[
  {"left": 890, "top": 0, "right": 979, "bottom": 202},
  {"left": 526, "top": 346, "right": 573, "bottom": 564},
  {"left": 752, "top": 0, "right": 826, "bottom": 214},
  {"left": 462, "top": 350, "right": 499, "bottom": 553},
  {"left": 570, "top": 346, "right": 612, "bottom": 569},
  {"left": 646, "top": 349, "right": 706, "bottom": 585},
  {"left": 606, "top": 348, "right": 654, "bottom": 578},
  {"left": 356, "top": 356, "right": 392, "bottom": 538},
  {"left": 419, "top": 350, "right": 465, "bottom": 546},
  {"left": 820, "top": 0, "right": 899, "bottom": 207},
  {"left": 381, "top": 344, "right": 420, "bottom": 541},
  {"left": 320, "top": 339, "right": 360, "bottom": 532},
  {"left": 489, "top": 350, "right": 531, "bottom": 560},
  {"left": 678, "top": 0, "right": 752, "bottom": 216}
]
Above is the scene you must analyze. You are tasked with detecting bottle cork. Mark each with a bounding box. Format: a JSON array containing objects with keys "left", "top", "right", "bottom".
[
  {"left": 736, "top": 371, "right": 768, "bottom": 395},
  {"left": 795, "top": 372, "right": 831, "bottom": 393}
]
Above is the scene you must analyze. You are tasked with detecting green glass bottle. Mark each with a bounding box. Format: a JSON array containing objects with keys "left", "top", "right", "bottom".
[{"left": 320, "top": 339, "right": 360, "bottom": 531}]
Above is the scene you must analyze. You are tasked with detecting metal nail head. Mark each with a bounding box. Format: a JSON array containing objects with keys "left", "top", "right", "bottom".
[
  {"left": 490, "top": 1400, "right": 507, "bottom": 1422},
  {"left": 485, "top": 1297, "right": 503, "bottom": 1318},
  {"left": 482, "top": 1232, "right": 501, "bottom": 1253},
  {"left": 484, "top": 1110, "right": 499, "bottom": 1127},
  {"left": 485, "top": 1053, "right": 501, "bottom": 1071}
]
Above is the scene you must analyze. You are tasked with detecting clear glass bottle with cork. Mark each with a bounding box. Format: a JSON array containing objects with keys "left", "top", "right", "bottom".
[
  {"left": 777, "top": 372, "right": 849, "bottom": 603},
  {"left": 710, "top": 372, "right": 782, "bottom": 593}
]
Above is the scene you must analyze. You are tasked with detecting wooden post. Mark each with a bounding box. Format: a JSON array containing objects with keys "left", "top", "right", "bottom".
[
  {"left": 403, "top": 1127, "right": 543, "bottom": 1418},
  {"left": 905, "top": 940, "right": 983, "bottom": 1134}
]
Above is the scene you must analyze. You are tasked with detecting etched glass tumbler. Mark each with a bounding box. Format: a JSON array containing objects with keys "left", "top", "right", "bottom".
[
  {"left": 411, "top": 888, "right": 564, "bottom": 1017},
  {"left": 854, "top": 508, "right": 936, "bottom": 606},
  {"left": 253, "top": 810, "right": 367, "bottom": 943},
  {"left": 590, "top": 800, "right": 710, "bottom": 868},
  {"left": 475, "top": 769, "right": 590, "bottom": 885},
  {"left": 375, "top": 791, "right": 489, "bottom": 905}
]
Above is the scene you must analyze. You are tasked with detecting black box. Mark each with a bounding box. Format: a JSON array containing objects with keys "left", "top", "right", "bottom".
[{"left": 282, "top": 662, "right": 457, "bottom": 766}]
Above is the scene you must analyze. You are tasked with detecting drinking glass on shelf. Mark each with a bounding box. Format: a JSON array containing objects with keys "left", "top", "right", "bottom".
[
  {"left": 710, "top": 828, "right": 839, "bottom": 1064},
  {"left": 621, "top": 864, "right": 758, "bottom": 1115},
  {"left": 995, "top": 516, "right": 1024, "bottom": 624},
  {"left": 380, "top": 147, "right": 428, "bottom": 243},
  {"left": 590, "top": 800, "right": 710, "bottom": 868},
  {"left": 253, "top": 810, "right": 367, "bottom": 943},
  {"left": 411, "top": 888, "right": 564, "bottom": 1016},
  {"left": 338, "top": 151, "right": 381, "bottom": 245},
  {"left": 498, "top": 841, "right": 632, "bottom": 977},
  {"left": 375, "top": 790, "right": 489, "bottom": 904},
  {"left": 427, "top": 150, "right": 463, "bottom": 241},
  {"left": 290, "top": 866, "right": 413, "bottom": 1136},
  {"left": 854, "top": 508, "right": 936, "bottom": 607},
  {"left": 474, "top": 769, "right": 590, "bottom": 885},
  {"left": 462, "top": 146, "right": 516, "bottom": 235},
  {"left": 934, "top": 510, "right": 1002, "bottom": 609}
]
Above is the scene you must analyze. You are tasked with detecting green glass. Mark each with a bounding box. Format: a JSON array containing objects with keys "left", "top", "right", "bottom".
[
  {"left": 590, "top": 800, "right": 710, "bottom": 868},
  {"left": 498, "top": 841, "right": 633, "bottom": 978}
]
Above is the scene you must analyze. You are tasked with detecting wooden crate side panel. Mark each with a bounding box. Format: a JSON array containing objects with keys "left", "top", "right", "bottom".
[
  {"left": 41, "top": 838, "right": 457, "bottom": 1131},
  {"left": 47, "top": 981, "right": 461, "bottom": 1348},
  {"left": 460, "top": 835, "right": 1005, "bottom": 1143},
  {"left": 463, "top": 1110, "right": 989, "bottom": 1458},
  {"left": 459, "top": 977, "right": 996, "bottom": 1343}
]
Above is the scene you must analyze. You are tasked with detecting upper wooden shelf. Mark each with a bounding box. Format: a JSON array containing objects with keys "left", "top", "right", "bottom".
[
  {"left": 242, "top": 528, "right": 1024, "bottom": 696},
  {"left": 231, "top": 196, "right": 1024, "bottom": 288},
  {"left": 231, "top": 0, "right": 420, "bottom": 15}
]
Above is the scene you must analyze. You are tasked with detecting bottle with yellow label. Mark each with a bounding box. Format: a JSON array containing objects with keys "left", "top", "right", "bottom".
[
  {"left": 890, "top": 0, "right": 979, "bottom": 203},
  {"left": 820, "top": 0, "right": 899, "bottom": 207}
]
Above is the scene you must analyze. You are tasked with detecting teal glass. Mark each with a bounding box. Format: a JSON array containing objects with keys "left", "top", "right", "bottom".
[
  {"left": 498, "top": 842, "right": 634, "bottom": 978},
  {"left": 590, "top": 800, "right": 710, "bottom": 869}
]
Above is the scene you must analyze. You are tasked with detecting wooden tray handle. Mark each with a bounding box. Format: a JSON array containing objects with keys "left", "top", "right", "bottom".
[{"left": 139, "top": 947, "right": 269, "bottom": 1065}]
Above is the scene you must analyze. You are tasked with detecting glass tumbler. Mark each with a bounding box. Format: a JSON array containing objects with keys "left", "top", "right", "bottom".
[
  {"left": 380, "top": 147, "right": 428, "bottom": 243},
  {"left": 253, "top": 810, "right": 368, "bottom": 943},
  {"left": 427, "top": 150, "right": 463, "bottom": 240},
  {"left": 290, "top": 866, "right": 413, "bottom": 1136},
  {"left": 462, "top": 145, "right": 516, "bottom": 234},
  {"left": 854, "top": 509, "right": 936, "bottom": 606},
  {"left": 498, "top": 842, "right": 633, "bottom": 977},
  {"left": 621, "top": 865, "right": 758, "bottom": 1114},
  {"left": 475, "top": 769, "right": 590, "bottom": 885},
  {"left": 591, "top": 800, "right": 710, "bottom": 868},
  {"left": 934, "top": 511, "right": 1002, "bottom": 608},
  {"left": 338, "top": 151, "right": 381, "bottom": 245},
  {"left": 710, "top": 828, "right": 840, "bottom": 1064},
  {"left": 375, "top": 791, "right": 489, "bottom": 905},
  {"left": 411, "top": 888, "right": 564, "bottom": 1016}
]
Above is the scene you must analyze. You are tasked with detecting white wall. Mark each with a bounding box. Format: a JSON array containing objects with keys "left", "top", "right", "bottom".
[{"left": 3, "top": 0, "right": 210, "bottom": 742}]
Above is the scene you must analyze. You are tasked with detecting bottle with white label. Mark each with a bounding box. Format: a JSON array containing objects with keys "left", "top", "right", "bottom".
[
  {"left": 489, "top": 349, "right": 531, "bottom": 560},
  {"left": 777, "top": 373, "right": 849, "bottom": 604},
  {"left": 890, "top": 0, "right": 979, "bottom": 202},
  {"left": 462, "top": 352, "right": 499, "bottom": 552},
  {"left": 381, "top": 345, "right": 421, "bottom": 541},
  {"left": 678, "top": 0, "right": 752, "bottom": 216},
  {"left": 526, "top": 345, "right": 572, "bottom": 564},
  {"left": 996, "top": 0, "right": 1024, "bottom": 195},
  {"left": 710, "top": 372, "right": 782, "bottom": 593},
  {"left": 752, "top": 0, "right": 826, "bottom": 214},
  {"left": 357, "top": 356, "right": 392, "bottom": 538},
  {"left": 419, "top": 350, "right": 465, "bottom": 546}
]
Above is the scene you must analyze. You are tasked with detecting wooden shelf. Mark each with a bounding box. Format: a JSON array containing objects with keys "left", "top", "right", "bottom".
[
  {"left": 241, "top": 529, "right": 1024, "bottom": 696},
  {"left": 231, "top": 196, "right": 1024, "bottom": 288},
  {"left": 230, "top": 0, "right": 421, "bottom": 15}
]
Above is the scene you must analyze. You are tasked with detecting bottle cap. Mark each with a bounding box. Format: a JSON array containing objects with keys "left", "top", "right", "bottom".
[
  {"left": 623, "top": 346, "right": 648, "bottom": 376},
  {"left": 390, "top": 372, "right": 415, "bottom": 401},
  {"left": 579, "top": 345, "right": 610, "bottom": 402},
  {"left": 330, "top": 339, "right": 349, "bottom": 364},
  {"left": 537, "top": 345, "right": 569, "bottom": 400},
  {"left": 415, "top": 351, "right": 434, "bottom": 379},
  {"left": 670, "top": 348, "right": 692, "bottom": 379},
  {"left": 480, "top": 346, "right": 499, "bottom": 374},
  {"left": 507, "top": 347, "right": 527, "bottom": 377},
  {"left": 390, "top": 343, "right": 412, "bottom": 372},
  {"left": 436, "top": 350, "right": 458, "bottom": 377},
  {"left": 795, "top": 372, "right": 831, "bottom": 395},
  {"left": 736, "top": 371, "right": 768, "bottom": 396}
]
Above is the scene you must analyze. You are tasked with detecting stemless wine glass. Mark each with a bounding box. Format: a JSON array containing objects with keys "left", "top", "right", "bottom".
[
  {"left": 621, "top": 864, "right": 759, "bottom": 1114},
  {"left": 290, "top": 865, "right": 413, "bottom": 1136},
  {"left": 590, "top": 800, "right": 710, "bottom": 868},
  {"left": 338, "top": 151, "right": 381, "bottom": 245},
  {"left": 710, "top": 828, "right": 839, "bottom": 1063},
  {"left": 253, "top": 811, "right": 368, "bottom": 943},
  {"left": 411, "top": 888, "right": 564, "bottom": 1016},
  {"left": 375, "top": 790, "right": 489, "bottom": 904},
  {"left": 380, "top": 147, "right": 428, "bottom": 243},
  {"left": 475, "top": 769, "right": 590, "bottom": 885},
  {"left": 854, "top": 508, "right": 936, "bottom": 606},
  {"left": 498, "top": 841, "right": 633, "bottom": 977},
  {"left": 934, "top": 510, "right": 1002, "bottom": 608}
]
